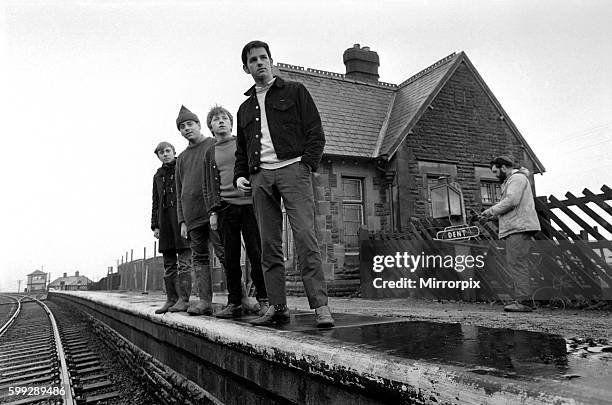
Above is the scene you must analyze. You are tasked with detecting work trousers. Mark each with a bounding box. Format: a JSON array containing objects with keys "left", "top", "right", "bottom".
[
  {"left": 504, "top": 232, "right": 535, "bottom": 301},
  {"left": 251, "top": 162, "right": 328, "bottom": 309}
]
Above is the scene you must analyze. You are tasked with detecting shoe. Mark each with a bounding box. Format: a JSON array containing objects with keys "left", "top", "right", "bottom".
[
  {"left": 257, "top": 299, "right": 270, "bottom": 317},
  {"left": 249, "top": 305, "right": 290, "bottom": 326},
  {"left": 503, "top": 302, "right": 533, "bottom": 312},
  {"left": 315, "top": 305, "right": 335, "bottom": 328},
  {"left": 215, "top": 303, "right": 243, "bottom": 319}
]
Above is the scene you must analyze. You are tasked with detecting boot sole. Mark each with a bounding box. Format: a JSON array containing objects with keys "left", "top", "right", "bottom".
[
  {"left": 249, "top": 317, "right": 290, "bottom": 326},
  {"left": 187, "top": 310, "right": 213, "bottom": 316}
]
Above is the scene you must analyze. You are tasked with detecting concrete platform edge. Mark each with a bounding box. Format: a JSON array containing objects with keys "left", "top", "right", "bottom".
[{"left": 50, "top": 291, "right": 600, "bottom": 404}]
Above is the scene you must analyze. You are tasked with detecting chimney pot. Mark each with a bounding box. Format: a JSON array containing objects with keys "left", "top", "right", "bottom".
[
  {"left": 362, "top": 46, "right": 370, "bottom": 51},
  {"left": 353, "top": 43, "right": 360, "bottom": 49}
]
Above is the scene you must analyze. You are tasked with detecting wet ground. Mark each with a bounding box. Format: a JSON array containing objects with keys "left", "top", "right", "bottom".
[
  {"left": 56, "top": 291, "right": 612, "bottom": 402},
  {"left": 228, "top": 310, "right": 611, "bottom": 393},
  {"left": 128, "top": 291, "right": 612, "bottom": 395}
]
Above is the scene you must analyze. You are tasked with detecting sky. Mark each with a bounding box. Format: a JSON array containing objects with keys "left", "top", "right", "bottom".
[{"left": 0, "top": 0, "right": 610, "bottom": 291}]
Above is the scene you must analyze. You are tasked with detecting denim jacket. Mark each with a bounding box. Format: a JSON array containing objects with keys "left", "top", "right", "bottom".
[{"left": 234, "top": 76, "right": 325, "bottom": 186}]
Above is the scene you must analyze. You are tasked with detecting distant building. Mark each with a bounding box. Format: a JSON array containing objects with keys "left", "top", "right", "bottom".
[
  {"left": 49, "top": 271, "right": 93, "bottom": 291},
  {"left": 273, "top": 44, "right": 544, "bottom": 295},
  {"left": 26, "top": 270, "right": 48, "bottom": 292}
]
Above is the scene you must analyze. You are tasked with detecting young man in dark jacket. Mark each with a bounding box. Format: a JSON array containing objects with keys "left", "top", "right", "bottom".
[
  {"left": 174, "top": 105, "right": 218, "bottom": 315},
  {"left": 151, "top": 141, "right": 192, "bottom": 314},
  {"left": 234, "top": 40, "right": 334, "bottom": 327},
  {"left": 203, "top": 105, "right": 268, "bottom": 318}
]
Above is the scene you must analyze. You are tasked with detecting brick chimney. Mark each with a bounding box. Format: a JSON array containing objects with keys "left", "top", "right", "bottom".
[
  {"left": 343, "top": 44, "right": 380, "bottom": 83},
  {"left": 63, "top": 272, "right": 67, "bottom": 278},
  {"left": 75, "top": 271, "right": 80, "bottom": 277}
]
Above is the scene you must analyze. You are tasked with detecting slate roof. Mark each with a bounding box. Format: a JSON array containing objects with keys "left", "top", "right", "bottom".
[
  {"left": 276, "top": 52, "right": 545, "bottom": 173},
  {"left": 49, "top": 275, "right": 93, "bottom": 287},
  {"left": 278, "top": 66, "right": 395, "bottom": 158}
]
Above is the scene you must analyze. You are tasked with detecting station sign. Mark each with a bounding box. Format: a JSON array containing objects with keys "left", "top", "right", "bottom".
[{"left": 436, "top": 225, "right": 480, "bottom": 241}]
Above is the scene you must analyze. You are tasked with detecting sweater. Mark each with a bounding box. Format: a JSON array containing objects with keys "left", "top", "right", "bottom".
[{"left": 175, "top": 137, "right": 215, "bottom": 231}]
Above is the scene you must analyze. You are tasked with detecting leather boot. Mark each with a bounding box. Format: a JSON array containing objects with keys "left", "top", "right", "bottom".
[
  {"left": 315, "top": 305, "right": 335, "bottom": 328},
  {"left": 187, "top": 264, "right": 213, "bottom": 316},
  {"left": 168, "top": 271, "right": 191, "bottom": 312},
  {"left": 155, "top": 275, "right": 178, "bottom": 314},
  {"left": 249, "top": 304, "right": 290, "bottom": 326}
]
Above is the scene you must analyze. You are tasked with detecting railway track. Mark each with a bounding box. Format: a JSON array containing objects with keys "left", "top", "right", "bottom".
[{"left": 0, "top": 294, "right": 148, "bottom": 404}]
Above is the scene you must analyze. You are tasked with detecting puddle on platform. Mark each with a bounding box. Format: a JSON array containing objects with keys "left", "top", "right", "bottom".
[{"left": 300, "top": 320, "right": 611, "bottom": 387}]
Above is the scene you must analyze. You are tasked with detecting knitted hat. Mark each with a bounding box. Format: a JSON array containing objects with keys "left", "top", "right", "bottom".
[{"left": 176, "top": 105, "right": 199, "bottom": 129}]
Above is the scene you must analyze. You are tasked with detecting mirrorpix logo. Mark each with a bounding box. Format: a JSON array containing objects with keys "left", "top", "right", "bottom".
[{"left": 371, "top": 252, "right": 484, "bottom": 290}]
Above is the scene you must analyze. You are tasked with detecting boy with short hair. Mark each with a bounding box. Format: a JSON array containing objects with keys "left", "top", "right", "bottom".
[
  {"left": 151, "top": 141, "right": 192, "bottom": 314},
  {"left": 203, "top": 105, "right": 268, "bottom": 318}
]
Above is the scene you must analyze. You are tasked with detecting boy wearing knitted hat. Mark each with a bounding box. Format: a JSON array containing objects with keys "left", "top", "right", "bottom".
[
  {"left": 151, "top": 141, "right": 192, "bottom": 314},
  {"left": 173, "top": 105, "right": 218, "bottom": 315}
]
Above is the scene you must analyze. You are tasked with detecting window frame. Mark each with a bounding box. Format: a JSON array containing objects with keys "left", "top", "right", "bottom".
[{"left": 341, "top": 176, "right": 365, "bottom": 255}]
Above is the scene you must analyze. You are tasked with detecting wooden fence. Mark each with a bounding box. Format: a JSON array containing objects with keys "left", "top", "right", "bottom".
[{"left": 361, "top": 185, "right": 612, "bottom": 302}]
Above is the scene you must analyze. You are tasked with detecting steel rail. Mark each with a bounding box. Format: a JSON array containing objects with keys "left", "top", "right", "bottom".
[
  {"left": 33, "top": 297, "right": 77, "bottom": 405},
  {"left": 0, "top": 295, "right": 21, "bottom": 338}
]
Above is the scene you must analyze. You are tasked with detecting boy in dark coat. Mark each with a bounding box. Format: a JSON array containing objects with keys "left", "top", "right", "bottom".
[{"left": 151, "top": 141, "right": 192, "bottom": 314}]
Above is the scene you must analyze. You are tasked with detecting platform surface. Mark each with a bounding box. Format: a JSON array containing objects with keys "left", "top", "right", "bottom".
[{"left": 51, "top": 290, "right": 612, "bottom": 404}]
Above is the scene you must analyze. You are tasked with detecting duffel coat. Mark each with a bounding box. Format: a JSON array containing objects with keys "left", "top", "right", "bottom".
[{"left": 151, "top": 160, "right": 189, "bottom": 252}]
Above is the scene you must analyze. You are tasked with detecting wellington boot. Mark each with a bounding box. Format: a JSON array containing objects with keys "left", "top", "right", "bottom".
[
  {"left": 187, "top": 264, "right": 213, "bottom": 316},
  {"left": 155, "top": 276, "right": 178, "bottom": 314},
  {"left": 168, "top": 272, "right": 192, "bottom": 313}
]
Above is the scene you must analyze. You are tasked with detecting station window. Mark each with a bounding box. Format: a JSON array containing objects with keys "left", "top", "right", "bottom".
[
  {"left": 480, "top": 181, "right": 502, "bottom": 205},
  {"left": 342, "top": 177, "right": 364, "bottom": 254}
]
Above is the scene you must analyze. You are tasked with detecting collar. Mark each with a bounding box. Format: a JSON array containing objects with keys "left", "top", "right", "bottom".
[{"left": 244, "top": 75, "right": 284, "bottom": 96}]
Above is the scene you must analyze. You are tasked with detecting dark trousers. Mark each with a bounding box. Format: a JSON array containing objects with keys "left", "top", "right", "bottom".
[
  {"left": 251, "top": 162, "right": 328, "bottom": 309},
  {"left": 162, "top": 248, "right": 192, "bottom": 277},
  {"left": 504, "top": 232, "right": 534, "bottom": 301},
  {"left": 217, "top": 203, "right": 267, "bottom": 304},
  {"left": 209, "top": 225, "right": 225, "bottom": 269}
]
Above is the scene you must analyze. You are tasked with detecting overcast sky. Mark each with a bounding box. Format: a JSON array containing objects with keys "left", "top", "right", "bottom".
[{"left": 0, "top": 0, "right": 610, "bottom": 291}]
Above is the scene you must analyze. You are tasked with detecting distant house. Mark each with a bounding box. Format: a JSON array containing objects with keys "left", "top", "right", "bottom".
[
  {"left": 274, "top": 44, "right": 544, "bottom": 295},
  {"left": 26, "top": 270, "right": 48, "bottom": 292},
  {"left": 49, "top": 271, "right": 93, "bottom": 291}
]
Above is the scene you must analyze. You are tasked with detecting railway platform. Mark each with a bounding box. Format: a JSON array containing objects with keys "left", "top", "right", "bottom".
[{"left": 48, "top": 291, "right": 611, "bottom": 404}]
